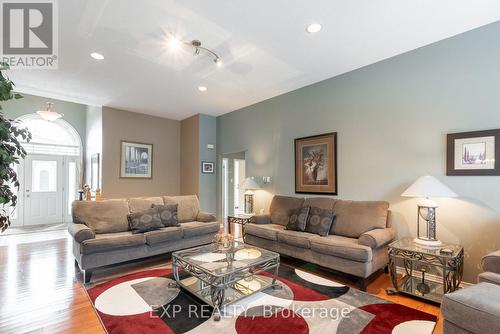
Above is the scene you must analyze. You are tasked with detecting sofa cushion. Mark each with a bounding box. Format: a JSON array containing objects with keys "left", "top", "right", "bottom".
[
  {"left": 310, "top": 235, "right": 373, "bottom": 262},
  {"left": 303, "top": 197, "right": 337, "bottom": 211},
  {"left": 269, "top": 195, "right": 305, "bottom": 226},
  {"left": 127, "top": 208, "right": 163, "bottom": 234},
  {"left": 128, "top": 197, "right": 164, "bottom": 213},
  {"left": 286, "top": 206, "right": 310, "bottom": 231},
  {"left": 304, "top": 207, "right": 335, "bottom": 236},
  {"left": 332, "top": 200, "right": 389, "bottom": 238},
  {"left": 442, "top": 282, "right": 500, "bottom": 334},
  {"left": 72, "top": 199, "right": 130, "bottom": 234},
  {"left": 277, "top": 230, "right": 318, "bottom": 249},
  {"left": 153, "top": 204, "right": 180, "bottom": 227},
  {"left": 181, "top": 221, "right": 219, "bottom": 238},
  {"left": 163, "top": 195, "right": 200, "bottom": 223},
  {"left": 80, "top": 231, "right": 146, "bottom": 255},
  {"left": 244, "top": 223, "right": 285, "bottom": 241},
  {"left": 144, "top": 227, "right": 183, "bottom": 245}
]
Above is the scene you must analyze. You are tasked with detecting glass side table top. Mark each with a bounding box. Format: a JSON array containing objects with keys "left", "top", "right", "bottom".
[
  {"left": 172, "top": 241, "right": 279, "bottom": 277},
  {"left": 389, "top": 238, "right": 463, "bottom": 258}
]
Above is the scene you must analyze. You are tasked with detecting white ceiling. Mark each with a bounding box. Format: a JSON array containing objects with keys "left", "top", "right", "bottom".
[{"left": 9, "top": 0, "right": 500, "bottom": 120}]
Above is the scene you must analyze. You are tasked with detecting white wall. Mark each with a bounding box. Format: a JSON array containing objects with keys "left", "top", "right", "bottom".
[{"left": 85, "top": 106, "right": 103, "bottom": 188}]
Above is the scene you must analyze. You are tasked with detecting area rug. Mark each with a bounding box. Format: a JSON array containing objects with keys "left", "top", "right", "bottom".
[{"left": 85, "top": 265, "right": 437, "bottom": 334}]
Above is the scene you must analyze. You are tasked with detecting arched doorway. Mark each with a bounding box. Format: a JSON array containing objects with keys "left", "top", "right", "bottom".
[{"left": 11, "top": 114, "right": 83, "bottom": 226}]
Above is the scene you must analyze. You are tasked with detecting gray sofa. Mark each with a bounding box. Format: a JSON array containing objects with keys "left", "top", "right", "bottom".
[
  {"left": 441, "top": 250, "right": 500, "bottom": 334},
  {"left": 244, "top": 195, "right": 395, "bottom": 290},
  {"left": 69, "top": 195, "right": 219, "bottom": 283}
]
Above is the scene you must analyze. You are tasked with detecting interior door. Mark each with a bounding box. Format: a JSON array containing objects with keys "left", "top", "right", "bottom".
[{"left": 24, "top": 155, "right": 64, "bottom": 225}]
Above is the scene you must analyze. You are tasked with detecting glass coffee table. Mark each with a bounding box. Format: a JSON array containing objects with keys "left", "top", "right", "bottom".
[{"left": 171, "top": 242, "right": 280, "bottom": 320}]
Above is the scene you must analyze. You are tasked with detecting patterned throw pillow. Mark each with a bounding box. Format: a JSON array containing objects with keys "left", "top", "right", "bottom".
[
  {"left": 304, "top": 207, "right": 335, "bottom": 236},
  {"left": 286, "top": 206, "right": 310, "bottom": 231},
  {"left": 152, "top": 204, "right": 179, "bottom": 227},
  {"left": 127, "top": 208, "right": 163, "bottom": 234}
]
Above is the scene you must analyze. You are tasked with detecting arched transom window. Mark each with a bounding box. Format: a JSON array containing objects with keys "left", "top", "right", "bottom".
[{"left": 16, "top": 114, "right": 82, "bottom": 156}]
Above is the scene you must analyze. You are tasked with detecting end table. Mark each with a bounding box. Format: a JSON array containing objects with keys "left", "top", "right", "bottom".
[
  {"left": 388, "top": 238, "right": 464, "bottom": 303},
  {"left": 227, "top": 214, "right": 252, "bottom": 237}
]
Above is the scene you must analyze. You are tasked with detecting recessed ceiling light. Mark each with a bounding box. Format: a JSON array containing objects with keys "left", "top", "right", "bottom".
[
  {"left": 306, "top": 23, "right": 322, "bottom": 33},
  {"left": 90, "top": 52, "right": 104, "bottom": 60},
  {"left": 198, "top": 86, "right": 207, "bottom": 92}
]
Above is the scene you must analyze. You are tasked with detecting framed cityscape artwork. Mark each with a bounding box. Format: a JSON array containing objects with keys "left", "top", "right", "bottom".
[
  {"left": 447, "top": 129, "right": 500, "bottom": 176},
  {"left": 295, "top": 132, "right": 337, "bottom": 195},
  {"left": 120, "top": 141, "right": 153, "bottom": 178}
]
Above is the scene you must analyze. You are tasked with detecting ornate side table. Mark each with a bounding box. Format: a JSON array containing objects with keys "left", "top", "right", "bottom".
[
  {"left": 227, "top": 214, "right": 252, "bottom": 236},
  {"left": 388, "top": 238, "right": 464, "bottom": 303}
]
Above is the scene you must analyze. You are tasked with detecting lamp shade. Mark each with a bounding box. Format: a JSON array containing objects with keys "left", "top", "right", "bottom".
[
  {"left": 401, "top": 175, "right": 458, "bottom": 198},
  {"left": 239, "top": 177, "right": 261, "bottom": 190}
]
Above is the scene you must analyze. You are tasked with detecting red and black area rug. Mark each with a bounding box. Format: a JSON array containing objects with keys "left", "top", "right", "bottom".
[{"left": 85, "top": 265, "right": 436, "bottom": 334}]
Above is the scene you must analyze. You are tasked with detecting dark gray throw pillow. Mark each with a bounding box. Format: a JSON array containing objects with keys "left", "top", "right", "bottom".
[
  {"left": 152, "top": 204, "right": 179, "bottom": 227},
  {"left": 128, "top": 208, "right": 163, "bottom": 233},
  {"left": 304, "top": 206, "right": 335, "bottom": 236},
  {"left": 286, "top": 206, "right": 310, "bottom": 231}
]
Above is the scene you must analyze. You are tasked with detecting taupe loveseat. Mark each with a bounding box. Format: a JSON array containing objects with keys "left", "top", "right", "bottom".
[
  {"left": 244, "top": 195, "right": 395, "bottom": 290},
  {"left": 69, "top": 195, "right": 219, "bottom": 283}
]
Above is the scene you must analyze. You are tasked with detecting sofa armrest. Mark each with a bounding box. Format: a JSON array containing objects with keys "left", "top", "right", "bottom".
[
  {"left": 478, "top": 272, "right": 500, "bottom": 286},
  {"left": 68, "top": 223, "right": 95, "bottom": 243},
  {"left": 482, "top": 250, "right": 500, "bottom": 274},
  {"left": 250, "top": 214, "right": 271, "bottom": 225},
  {"left": 197, "top": 211, "right": 216, "bottom": 222},
  {"left": 358, "top": 228, "right": 396, "bottom": 249}
]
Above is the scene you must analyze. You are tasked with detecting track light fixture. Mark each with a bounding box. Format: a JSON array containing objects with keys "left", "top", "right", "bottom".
[{"left": 167, "top": 34, "right": 221, "bottom": 66}]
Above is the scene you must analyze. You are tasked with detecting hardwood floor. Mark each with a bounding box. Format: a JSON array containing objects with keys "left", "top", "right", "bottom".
[
  {"left": 0, "top": 230, "right": 105, "bottom": 334},
  {"left": 0, "top": 229, "right": 443, "bottom": 333}
]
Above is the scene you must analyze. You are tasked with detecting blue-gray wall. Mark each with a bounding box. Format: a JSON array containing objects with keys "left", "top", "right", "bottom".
[
  {"left": 1, "top": 93, "right": 87, "bottom": 146},
  {"left": 199, "top": 114, "right": 217, "bottom": 213},
  {"left": 217, "top": 21, "right": 500, "bottom": 282}
]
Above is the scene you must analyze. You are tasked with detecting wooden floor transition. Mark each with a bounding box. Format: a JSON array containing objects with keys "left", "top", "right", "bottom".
[{"left": 0, "top": 228, "right": 443, "bottom": 333}]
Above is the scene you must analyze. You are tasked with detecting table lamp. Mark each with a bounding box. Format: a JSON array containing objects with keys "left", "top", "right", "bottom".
[
  {"left": 401, "top": 175, "right": 458, "bottom": 247},
  {"left": 239, "top": 177, "right": 261, "bottom": 214}
]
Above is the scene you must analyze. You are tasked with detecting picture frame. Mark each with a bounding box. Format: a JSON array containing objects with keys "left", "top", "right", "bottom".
[
  {"left": 201, "top": 161, "right": 215, "bottom": 174},
  {"left": 90, "top": 153, "right": 100, "bottom": 190},
  {"left": 120, "top": 141, "right": 153, "bottom": 178},
  {"left": 447, "top": 129, "right": 500, "bottom": 176},
  {"left": 295, "top": 132, "right": 337, "bottom": 195}
]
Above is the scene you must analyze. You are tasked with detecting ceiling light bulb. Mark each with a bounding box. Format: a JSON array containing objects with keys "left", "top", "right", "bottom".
[
  {"left": 306, "top": 23, "right": 322, "bottom": 33},
  {"left": 90, "top": 52, "right": 104, "bottom": 60},
  {"left": 198, "top": 86, "right": 207, "bottom": 92},
  {"left": 167, "top": 36, "right": 181, "bottom": 50},
  {"left": 214, "top": 58, "right": 222, "bottom": 67}
]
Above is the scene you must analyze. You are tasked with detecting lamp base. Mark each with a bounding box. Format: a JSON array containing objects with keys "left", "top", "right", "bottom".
[{"left": 414, "top": 237, "right": 442, "bottom": 248}]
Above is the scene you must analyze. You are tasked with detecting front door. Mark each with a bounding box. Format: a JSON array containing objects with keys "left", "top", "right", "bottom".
[{"left": 24, "top": 155, "right": 64, "bottom": 226}]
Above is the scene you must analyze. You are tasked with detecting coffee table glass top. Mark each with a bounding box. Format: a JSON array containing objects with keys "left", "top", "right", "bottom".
[{"left": 172, "top": 241, "right": 279, "bottom": 276}]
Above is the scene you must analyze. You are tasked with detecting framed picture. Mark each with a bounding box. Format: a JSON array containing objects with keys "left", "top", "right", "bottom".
[
  {"left": 447, "top": 129, "right": 500, "bottom": 176},
  {"left": 295, "top": 132, "right": 337, "bottom": 195},
  {"left": 120, "top": 141, "right": 153, "bottom": 178},
  {"left": 90, "top": 153, "right": 100, "bottom": 190},
  {"left": 201, "top": 161, "right": 215, "bottom": 174}
]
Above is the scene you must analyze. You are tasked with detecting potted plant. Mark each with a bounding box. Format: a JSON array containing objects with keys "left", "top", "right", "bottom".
[{"left": 0, "top": 62, "right": 31, "bottom": 232}]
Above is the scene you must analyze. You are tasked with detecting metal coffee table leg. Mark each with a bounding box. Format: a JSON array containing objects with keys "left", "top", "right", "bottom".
[{"left": 210, "top": 286, "right": 225, "bottom": 321}]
